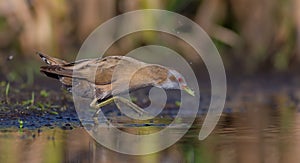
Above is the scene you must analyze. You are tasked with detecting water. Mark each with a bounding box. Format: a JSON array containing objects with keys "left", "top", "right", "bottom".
[
  {"left": 1, "top": 107, "right": 300, "bottom": 162},
  {"left": 0, "top": 75, "right": 299, "bottom": 162}
]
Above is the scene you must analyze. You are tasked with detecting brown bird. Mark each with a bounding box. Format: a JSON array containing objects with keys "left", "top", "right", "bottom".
[{"left": 38, "top": 52, "right": 194, "bottom": 119}]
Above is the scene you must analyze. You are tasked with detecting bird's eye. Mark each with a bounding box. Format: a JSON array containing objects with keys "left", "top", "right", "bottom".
[{"left": 178, "top": 77, "right": 183, "bottom": 82}]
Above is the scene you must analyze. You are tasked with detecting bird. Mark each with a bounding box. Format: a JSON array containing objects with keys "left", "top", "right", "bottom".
[{"left": 38, "top": 52, "right": 195, "bottom": 121}]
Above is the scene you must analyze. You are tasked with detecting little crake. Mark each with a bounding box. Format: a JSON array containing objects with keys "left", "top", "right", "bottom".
[{"left": 38, "top": 52, "right": 194, "bottom": 120}]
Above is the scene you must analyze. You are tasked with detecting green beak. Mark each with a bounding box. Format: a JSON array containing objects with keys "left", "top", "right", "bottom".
[{"left": 183, "top": 86, "right": 195, "bottom": 96}]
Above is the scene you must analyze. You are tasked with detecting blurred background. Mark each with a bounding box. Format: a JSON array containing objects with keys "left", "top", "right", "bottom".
[
  {"left": 1, "top": 1, "right": 300, "bottom": 162},
  {"left": 0, "top": 0, "right": 299, "bottom": 83}
]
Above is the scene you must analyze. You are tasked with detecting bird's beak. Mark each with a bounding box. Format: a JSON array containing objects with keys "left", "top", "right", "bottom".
[{"left": 182, "top": 86, "right": 195, "bottom": 96}]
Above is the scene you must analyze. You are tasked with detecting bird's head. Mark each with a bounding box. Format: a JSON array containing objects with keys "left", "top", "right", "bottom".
[{"left": 156, "top": 69, "right": 195, "bottom": 96}]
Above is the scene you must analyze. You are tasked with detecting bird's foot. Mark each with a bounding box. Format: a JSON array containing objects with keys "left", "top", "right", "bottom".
[{"left": 92, "top": 108, "right": 111, "bottom": 126}]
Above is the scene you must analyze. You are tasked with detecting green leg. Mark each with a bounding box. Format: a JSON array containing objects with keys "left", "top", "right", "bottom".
[
  {"left": 113, "top": 96, "right": 148, "bottom": 115},
  {"left": 90, "top": 96, "right": 148, "bottom": 119},
  {"left": 90, "top": 97, "right": 115, "bottom": 108},
  {"left": 90, "top": 97, "right": 114, "bottom": 124}
]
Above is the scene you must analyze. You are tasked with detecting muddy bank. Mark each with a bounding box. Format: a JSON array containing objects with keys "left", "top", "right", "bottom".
[{"left": 0, "top": 74, "right": 299, "bottom": 130}]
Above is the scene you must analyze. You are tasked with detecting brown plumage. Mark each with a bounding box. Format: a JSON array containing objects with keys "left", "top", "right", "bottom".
[{"left": 38, "top": 52, "right": 194, "bottom": 103}]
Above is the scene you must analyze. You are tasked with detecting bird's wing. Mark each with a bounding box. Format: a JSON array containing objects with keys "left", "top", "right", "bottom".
[
  {"left": 72, "top": 56, "right": 145, "bottom": 85},
  {"left": 39, "top": 55, "right": 148, "bottom": 91},
  {"left": 40, "top": 56, "right": 126, "bottom": 84}
]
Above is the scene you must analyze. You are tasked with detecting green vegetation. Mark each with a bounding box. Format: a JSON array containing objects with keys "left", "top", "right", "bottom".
[
  {"left": 18, "top": 119, "right": 24, "bottom": 129},
  {"left": 131, "top": 97, "right": 138, "bottom": 103},
  {"left": 0, "top": 81, "right": 63, "bottom": 117},
  {"left": 5, "top": 82, "right": 10, "bottom": 104},
  {"left": 22, "top": 92, "right": 35, "bottom": 106},
  {"left": 175, "top": 101, "right": 181, "bottom": 107},
  {"left": 40, "top": 90, "right": 49, "bottom": 97},
  {"left": 0, "top": 0, "right": 298, "bottom": 79}
]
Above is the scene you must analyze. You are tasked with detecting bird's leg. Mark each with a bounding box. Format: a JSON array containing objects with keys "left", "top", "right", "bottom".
[
  {"left": 90, "top": 97, "right": 115, "bottom": 109},
  {"left": 90, "top": 96, "right": 148, "bottom": 120},
  {"left": 113, "top": 96, "right": 148, "bottom": 116},
  {"left": 90, "top": 97, "right": 115, "bottom": 124}
]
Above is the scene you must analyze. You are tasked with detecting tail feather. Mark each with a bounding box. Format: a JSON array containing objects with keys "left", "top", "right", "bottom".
[
  {"left": 37, "top": 52, "right": 67, "bottom": 65},
  {"left": 38, "top": 52, "right": 98, "bottom": 85},
  {"left": 40, "top": 65, "right": 73, "bottom": 78},
  {"left": 40, "top": 65, "right": 73, "bottom": 86},
  {"left": 38, "top": 52, "right": 73, "bottom": 81}
]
